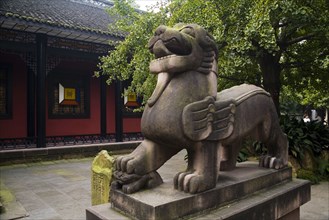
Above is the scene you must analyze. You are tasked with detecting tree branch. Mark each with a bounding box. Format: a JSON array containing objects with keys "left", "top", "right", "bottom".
[
  {"left": 284, "top": 33, "right": 315, "bottom": 46},
  {"left": 277, "top": 24, "right": 309, "bottom": 47}
]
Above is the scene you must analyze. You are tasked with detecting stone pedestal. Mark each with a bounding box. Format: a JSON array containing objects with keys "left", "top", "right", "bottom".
[{"left": 86, "top": 162, "right": 310, "bottom": 220}]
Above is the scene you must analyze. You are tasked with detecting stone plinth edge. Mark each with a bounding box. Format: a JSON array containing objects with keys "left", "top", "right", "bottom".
[
  {"left": 87, "top": 162, "right": 310, "bottom": 220},
  {"left": 86, "top": 178, "right": 310, "bottom": 220},
  {"left": 110, "top": 162, "right": 292, "bottom": 219}
]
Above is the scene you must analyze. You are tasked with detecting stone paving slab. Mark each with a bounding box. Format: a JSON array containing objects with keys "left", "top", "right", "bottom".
[
  {"left": 0, "top": 150, "right": 328, "bottom": 220},
  {"left": 0, "top": 202, "right": 28, "bottom": 220},
  {"left": 0, "top": 158, "right": 92, "bottom": 220}
]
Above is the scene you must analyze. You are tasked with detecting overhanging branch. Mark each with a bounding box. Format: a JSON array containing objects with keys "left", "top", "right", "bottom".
[{"left": 285, "top": 33, "right": 315, "bottom": 46}]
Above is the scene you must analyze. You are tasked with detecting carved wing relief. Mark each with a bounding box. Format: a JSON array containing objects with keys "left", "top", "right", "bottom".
[
  {"left": 182, "top": 96, "right": 236, "bottom": 141},
  {"left": 207, "top": 100, "right": 236, "bottom": 141}
]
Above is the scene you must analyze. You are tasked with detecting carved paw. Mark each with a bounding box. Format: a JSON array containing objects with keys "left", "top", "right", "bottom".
[
  {"left": 259, "top": 155, "right": 286, "bottom": 169},
  {"left": 174, "top": 171, "right": 216, "bottom": 194},
  {"left": 116, "top": 154, "right": 144, "bottom": 175},
  {"left": 111, "top": 180, "right": 144, "bottom": 194},
  {"left": 174, "top": 171, "right": 192, "bottom": 191},
  {"left": 113, "top": 171, "right": 163, "bottom": 194}
]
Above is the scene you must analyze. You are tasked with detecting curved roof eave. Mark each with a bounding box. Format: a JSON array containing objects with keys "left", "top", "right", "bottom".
[
  {"left": 0, "top": 0, "right": 127, "bottom": 45},
  {"left": 0, "top": 15, "right": 125, "bottom": 46}
]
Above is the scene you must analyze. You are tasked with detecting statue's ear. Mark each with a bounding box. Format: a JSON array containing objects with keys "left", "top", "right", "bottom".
[
  {"left": 196, "top": 27, "right": 218, "bottom": 60},
  {"left": 207, "top": 35, "right": 218, "bottom": 59},
  {"left": 173, "top": 23, "right": 186, "bottom": 29}
]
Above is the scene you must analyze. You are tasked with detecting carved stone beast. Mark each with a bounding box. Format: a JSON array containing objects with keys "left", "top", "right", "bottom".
[{"left": 113, "top": 24, "right": 288, "bottom": 194}]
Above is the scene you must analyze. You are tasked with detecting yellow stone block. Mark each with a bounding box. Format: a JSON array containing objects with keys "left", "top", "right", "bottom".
[{"left": 91, "top": 150, "right": 115, "bottom": 206}]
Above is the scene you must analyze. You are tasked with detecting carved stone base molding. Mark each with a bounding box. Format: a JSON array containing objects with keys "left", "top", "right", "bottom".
[{"left": 86, "top": 162, "right": 310, "bottom": 220}]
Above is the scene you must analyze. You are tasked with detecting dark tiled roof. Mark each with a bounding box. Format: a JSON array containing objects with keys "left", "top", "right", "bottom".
[{"left": 0, "top": 0, "right": 125, "bottom": 42}]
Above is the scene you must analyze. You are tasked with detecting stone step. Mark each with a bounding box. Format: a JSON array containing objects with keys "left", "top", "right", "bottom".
[
  {"left": 110, "top": 162, "right": 292, "bottom": 219},
  {"left": 87, "top": 162, "right": 310, "bottom": 220},
  {"left": 191, "top": 179, "right": 310, "bottom": 220},
  {"left": 86, "top": 179, "right": 310, "bottom": 220}
]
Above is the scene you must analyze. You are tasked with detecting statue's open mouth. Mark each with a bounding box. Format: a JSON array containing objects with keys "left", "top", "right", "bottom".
[
  {"left": 149, "top": 36, "right": 192, "bottom": 60},
  {"left": 146, "top": 28, "right": 197, "bottom": 107}
]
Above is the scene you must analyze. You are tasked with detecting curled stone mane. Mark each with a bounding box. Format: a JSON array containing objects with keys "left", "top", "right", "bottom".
[
  {"left": 197, "top": 47, "right": 217, "bottom": 75},
  {"left": 174, "top": 23, "right": 218, "bottom": 75}
]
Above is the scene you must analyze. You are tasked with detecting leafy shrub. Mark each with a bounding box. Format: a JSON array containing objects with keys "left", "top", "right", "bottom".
[
  {"left": 237, "top": 147, "right": 249, "bottom": 162},
  {"left": 237, "top": 113, "right": 329, "bottom": 179},
  {"left": 297, "top": 169, "right": 320, "bottom": 184},
  {"left": 280, "top": 115, "right": 329, "bottom": 180},
  {"left": 280, "top": 115, "right": 329, "bottom": 160}
]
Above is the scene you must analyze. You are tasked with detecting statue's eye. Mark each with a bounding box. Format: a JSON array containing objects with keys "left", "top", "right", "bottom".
[{"left": 181, "top": 27, "right": 195, "bottom": 37}]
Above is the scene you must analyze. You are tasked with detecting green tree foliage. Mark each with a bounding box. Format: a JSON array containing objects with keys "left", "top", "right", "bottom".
[{"left": 97, "top": 0, "right": 329, "bottom": 111}]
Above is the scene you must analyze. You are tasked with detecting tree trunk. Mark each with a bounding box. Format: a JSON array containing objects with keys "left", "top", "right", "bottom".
[{"left": 258, "top": 52, "right": 281, "bottom": 116}]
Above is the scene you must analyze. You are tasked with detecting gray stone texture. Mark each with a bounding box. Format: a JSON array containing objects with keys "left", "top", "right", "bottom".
[{"left": 109, "top": 163, "right": 309, "bottom": 220}]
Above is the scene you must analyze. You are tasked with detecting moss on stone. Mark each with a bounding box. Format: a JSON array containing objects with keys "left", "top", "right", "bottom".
[
  {"left": 0, "top": 181, "right": 15, "bottom": 213},
  {"left": 297, "top": 169, "right": 320, "bottom": 184}
]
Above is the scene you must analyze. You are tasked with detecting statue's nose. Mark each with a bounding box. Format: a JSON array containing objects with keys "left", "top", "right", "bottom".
[{"left": 154, "top": 25, "right": 167, "bottom": 36}]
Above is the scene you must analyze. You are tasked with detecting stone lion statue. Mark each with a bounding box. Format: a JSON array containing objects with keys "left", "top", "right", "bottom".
[{"left": 113, "top": 23, "right": 288, "bottom": 194}]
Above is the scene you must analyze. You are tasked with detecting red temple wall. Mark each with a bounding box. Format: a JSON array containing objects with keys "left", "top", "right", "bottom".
[
  {"left": 0, "top": 54, "right": 142, "bottom": 139},
  {"left": 0, "top": 54, "right": 27, "bottom": 138},
  {"left": 46, "top": 60, "right": 101, "bottom": 136},
  {"left": 46, "top": 76, "right": 101, "bottom": 136},
  {"left": 123, "top": 118, "right": 141, "bottom": 133},
  {"left": 106, "top": 83, "right": 142, "bottom": 134}
]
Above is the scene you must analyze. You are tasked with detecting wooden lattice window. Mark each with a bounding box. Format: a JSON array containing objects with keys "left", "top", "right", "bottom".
[
  {"left": 48, "top": 72, "right": 90, "bottom": 118},
  {"left": 0, "top": 64, "right": 12, "bottom": 119}
]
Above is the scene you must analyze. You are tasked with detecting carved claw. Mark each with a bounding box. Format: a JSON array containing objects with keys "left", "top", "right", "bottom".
[
  {"left": 259, "top": 156, "right": 286, "bottom": 169},
  {"left": 113, "top": 171, "right": 141, "bottom": 185},
  {"left": 113, "top": 171, "right": 163, "bottom": 194},
  {"left": 174, "top": 171, "right": 193, "bottom": 190},
  {"left": 115, "top": 154, "right": 143, "bottom": 174},
  {"left": 174, "top": 171, "right": 216, "bottom": 194},
  {"left": 116, "top": 155, "right": 134, "bottom": 173}
]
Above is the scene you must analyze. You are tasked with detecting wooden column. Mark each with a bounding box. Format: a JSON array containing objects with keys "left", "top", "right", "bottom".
[
  {"left": 114, "top": 81, "right": 123, "bottom": 142},
  {"left": 100, "top": 75, "right": 107, "bottom": 137},
  {"left": 36, "top": 34, "right": 47, "bottom": 148},
  {"left": 27, "top": 68, "right": 35, "bottom": 138}
]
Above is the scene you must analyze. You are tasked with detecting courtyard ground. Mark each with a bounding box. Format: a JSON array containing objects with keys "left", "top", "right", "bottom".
[{"left": 0, "top": 150, "right": 328, "bottom": 220}]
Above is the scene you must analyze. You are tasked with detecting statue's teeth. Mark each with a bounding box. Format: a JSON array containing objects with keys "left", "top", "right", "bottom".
[{"left": 156, "top": 54, "right": 176, "bottom": 61}]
